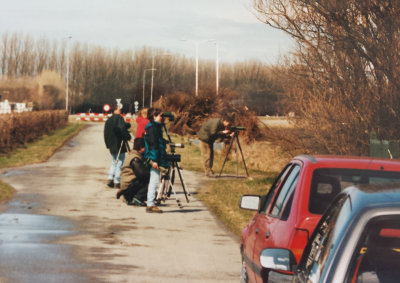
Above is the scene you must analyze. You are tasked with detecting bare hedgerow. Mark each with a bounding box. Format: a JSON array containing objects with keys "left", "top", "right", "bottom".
[{"left": 153, "top": 88, "right": 263, "bottom": 142}]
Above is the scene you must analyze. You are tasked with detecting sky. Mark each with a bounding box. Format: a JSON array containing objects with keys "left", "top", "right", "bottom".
[{"left": 0, "top": 0, "right": 294, "bottom": 63}]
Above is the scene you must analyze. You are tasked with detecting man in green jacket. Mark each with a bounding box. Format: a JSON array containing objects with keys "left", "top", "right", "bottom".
[
  {"left": 104, "top": 104, "right": 132, "bottom": 188},
  {"left": 197, "top": 115, "right": 234, "bottom": 176}
]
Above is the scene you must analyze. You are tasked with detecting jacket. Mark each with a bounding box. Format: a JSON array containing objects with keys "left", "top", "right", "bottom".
[
  {"left": 135, "top": 116, "right": 149, "bottom": 138},
  {"left": 197, "top": 118, "right": 226, "bottom": 143},
  {"left": 120, "top": 149, "right": 150, "bottom": 190},
  {"left": 104, "top": 114, "right": 131, "bottom": 154},
  {"left": 144, "top": 120, "right": 170, "bottom": 168}
]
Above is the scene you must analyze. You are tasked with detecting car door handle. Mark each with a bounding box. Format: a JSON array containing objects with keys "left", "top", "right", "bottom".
[{"left": 265, "top": 232, "right": 270, "bottom": 238}]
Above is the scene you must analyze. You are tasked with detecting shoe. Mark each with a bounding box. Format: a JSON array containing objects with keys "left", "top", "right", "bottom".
[
  {"left": 115, "top": 183, "right": 121, "bottom": 189},
  {"left": 116, "top": 189, "right": 124, "bottom": 199},
  {"left": 130, "top": 198, "right": 145, "bottom": 206},
  {"left": 107, "top": 180, "right": 114, "bottom": 188},
  {"left": 146, "top": 206, "right": 163, "bottom": 213}
]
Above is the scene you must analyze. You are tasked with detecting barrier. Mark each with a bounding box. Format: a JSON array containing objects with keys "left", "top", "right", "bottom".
[{"left": 75, "top": 113, "right": 132, "bottom": 122}]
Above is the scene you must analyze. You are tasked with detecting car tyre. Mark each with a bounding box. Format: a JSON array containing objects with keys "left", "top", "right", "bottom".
[{"left": 240, "top": 259, "right": 249, "bottom": 283}]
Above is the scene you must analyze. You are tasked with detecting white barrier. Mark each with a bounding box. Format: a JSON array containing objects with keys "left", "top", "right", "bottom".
[{"left": 75, "top": 113, "right": 132, "bottom": 122}]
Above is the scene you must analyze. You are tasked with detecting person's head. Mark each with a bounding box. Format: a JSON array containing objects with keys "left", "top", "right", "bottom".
[
  {"left": 222, "top": 113, "right": 234, "bottom": 127},
  {"left": 148, "top": 107, "right": 163, "bottom": 123},
  {"left": 112, "top": 104, "right": 121, "bottom": 114},
  {"left": 139, "top": 108, "right": 148, "bottom": 119},
  {"left": 133, "top": 138, "right": 145, "bottom": 152}
]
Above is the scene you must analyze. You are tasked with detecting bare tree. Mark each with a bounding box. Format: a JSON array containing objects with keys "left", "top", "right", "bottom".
[{"left": 254, "top": 0, "right": 400, "bottom": 154}]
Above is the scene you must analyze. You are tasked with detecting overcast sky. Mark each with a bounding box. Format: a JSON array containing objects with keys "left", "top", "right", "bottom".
[{"left": 0, "top": 0, "right": 293, "bottom": 63}]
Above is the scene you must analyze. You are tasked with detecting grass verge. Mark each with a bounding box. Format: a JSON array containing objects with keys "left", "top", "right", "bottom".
[
  {"left": 174, "top": 133, "right": 282, "bottom": 238},
  {"left": 0, "top": 122, "right": 86, "bottom": 204}
]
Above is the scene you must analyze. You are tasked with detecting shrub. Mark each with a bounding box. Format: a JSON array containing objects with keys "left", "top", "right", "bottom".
[{"left": 0, "top": 110, "right": 68, "bottom": 154}]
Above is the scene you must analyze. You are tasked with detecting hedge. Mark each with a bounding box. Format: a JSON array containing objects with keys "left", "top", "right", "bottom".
[{"left": 0, "top": 110, "right": 68, "bottom": 153}]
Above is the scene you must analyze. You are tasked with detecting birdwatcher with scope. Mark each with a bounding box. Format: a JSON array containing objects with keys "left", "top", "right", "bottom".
[{"left": 197, "top": 114, "right": 234, "bottom": 177}]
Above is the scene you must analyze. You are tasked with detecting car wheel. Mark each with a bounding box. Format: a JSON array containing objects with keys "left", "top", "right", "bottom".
[{"left": 240, "top": 259, "right": 249, "bottom": 283}]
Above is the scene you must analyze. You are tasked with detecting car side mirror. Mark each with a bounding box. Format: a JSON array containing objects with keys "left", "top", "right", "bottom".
[
  {"left": 260, "top": 248, "right": 297, "bottom": 272},
  {"left": 239, "top": 195, "right": 260, "bottom": 210}
]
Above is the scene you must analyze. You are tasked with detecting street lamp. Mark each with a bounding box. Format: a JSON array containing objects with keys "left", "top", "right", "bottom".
[
  {"left": 181, "top": 39, "right": 214, "bottom": 96},
  {"left": 150, "top": 53, "right": 171, "bottom": 107},
  {"left": 143, "top": 68, "right": 156, "bottom": 108},
  {"left": 66, "top": 36, "right": 72, "bottom": 111}
]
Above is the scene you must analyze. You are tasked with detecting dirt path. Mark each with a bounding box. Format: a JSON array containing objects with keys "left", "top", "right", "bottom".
[{"left": 0, "top": 123, "right": 241, "bottom": 283}]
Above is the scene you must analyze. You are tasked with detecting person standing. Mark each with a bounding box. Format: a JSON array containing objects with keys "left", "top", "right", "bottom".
[
  {"left": 135, "top": 108, "right": 149, "bottom": 139},
  {"left": 104, "top": 104, "right": 132, "bottom": 188},
  {"left": 197, "top": 115, "right": 234, "bottom": 176},
  {"left": 143, "top": 107, "right": 169, "bottom": 213}
]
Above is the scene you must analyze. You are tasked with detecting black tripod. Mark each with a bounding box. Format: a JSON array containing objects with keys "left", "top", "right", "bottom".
[
  {"left": 218, "top": 130, "right": 249, "bottom": 178},
  {"left": 156, "top": 123, "right": 191, "bottom": 208}
]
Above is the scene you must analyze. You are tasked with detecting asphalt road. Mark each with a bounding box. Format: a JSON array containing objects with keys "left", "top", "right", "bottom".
[{"left": 0, "top": 123, "right": 241, "bottom": 283}]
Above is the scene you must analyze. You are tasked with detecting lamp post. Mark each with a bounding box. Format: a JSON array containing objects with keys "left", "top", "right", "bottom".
[
  {"left": 66, "top": 36, "right": 72, "bottom": 111},
  {"left": 150, "top": 53, "right": 171, "bottom": 107},
  {"left": 213, "top": 41, "right": 219, "bottom": 96},
  {"left": 143, "top": 68, "right": 156, "bottom": 108},
  {"left": 181, "top": 39, "right": 215, "bottom": 96}
]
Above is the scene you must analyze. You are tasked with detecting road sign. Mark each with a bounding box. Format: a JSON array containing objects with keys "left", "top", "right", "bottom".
[{"left": 103, "top": 104, "right": 110, "bottom": 112}]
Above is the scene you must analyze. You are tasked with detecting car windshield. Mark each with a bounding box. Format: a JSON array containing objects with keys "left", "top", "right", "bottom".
[
  {"left": 309, "top": 169, "right": 400, "bottom": 214},
  {"left": 348, "top": 215, "right": 400, "bottom": 283}
]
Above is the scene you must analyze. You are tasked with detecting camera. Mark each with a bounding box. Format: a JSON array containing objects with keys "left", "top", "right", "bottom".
[
  {"left": 230, "top": 126, "right": 246, "bottom": 131},
  {"left": 169, "top": 143, "right": 184, "bottom": 149},
  {"left": 161, "top": 111, "right": 175, "bottom": 121},
  {"left": 165, "top": 154, "right": 181, "bottom": 162}
]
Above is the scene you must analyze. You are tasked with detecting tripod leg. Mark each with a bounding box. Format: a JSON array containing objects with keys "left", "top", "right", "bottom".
[
  {"left": 235, "top": 135, "right": 250, "bottom": 177},
  {"left": 218, "top": 136, "right": 235, "bottom": 177},
  {"left": 168, "top": 182, "right": 183, "bottom": 209},
  {"left": 175, "top": 162, "right": 191, "bottom": 202}
]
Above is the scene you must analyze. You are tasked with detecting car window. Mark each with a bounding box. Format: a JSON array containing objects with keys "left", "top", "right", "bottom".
[
  {"left": 270, "top": 165, "right": 300, "bottom": 218},
  {"left": 260, "top": 163, "right": 293, "bottom": 213},
  {"left": 297, "top": 195, "right": 349, "bottom": 283},
  {"left": 309, "top": 169, "right": 400, "bottom": 215},
  {"left": 347, "top": 215, "right": 400, "bottom": 283}
]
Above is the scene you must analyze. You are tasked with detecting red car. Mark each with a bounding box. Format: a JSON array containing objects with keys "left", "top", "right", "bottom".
[{"left": 239, "top": 155, "right": 400, "bottom": 283}]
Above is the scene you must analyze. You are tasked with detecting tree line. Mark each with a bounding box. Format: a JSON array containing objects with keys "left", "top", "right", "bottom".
[{"left": 0, "top": 32, "right": 283, "bottom": 115}]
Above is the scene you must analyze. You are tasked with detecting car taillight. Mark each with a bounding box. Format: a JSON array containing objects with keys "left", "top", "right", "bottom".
[{"left": 291, "top": 228, "right": 310, "bottom": 262}]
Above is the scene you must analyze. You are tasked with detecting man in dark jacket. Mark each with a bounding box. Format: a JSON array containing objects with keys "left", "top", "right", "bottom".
[
  {"left": 197, "top": 115, "right": 233, "bottom": 176},
  {"left": 104, "top": 104, "right": 131, "bottom": 188},
  {"left": 143, "top": 107, "right": 169, "bottom": 213},
  {"left": 117, "top": 138, "right": 150, "bottom": 205}
]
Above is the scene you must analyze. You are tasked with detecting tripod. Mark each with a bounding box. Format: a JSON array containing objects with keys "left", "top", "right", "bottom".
[
  {"left": 218, "top": 130, "right": 249, "bottom": 178},
  {"left": 155, "top": 123, "right": 191, "bottom": 208}
]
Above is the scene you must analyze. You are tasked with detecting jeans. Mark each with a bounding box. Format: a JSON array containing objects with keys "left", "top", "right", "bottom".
[
  {"left": 108, "top": 152, "right": 126, "bottom": 184},
  {"left": 147, "top": 167, "right": 160, "bottom": 207}
]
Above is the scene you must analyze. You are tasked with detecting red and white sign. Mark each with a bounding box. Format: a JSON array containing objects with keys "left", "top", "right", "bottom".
[{"left": 103, "top": 104, "right": 110, "bottom": 112}]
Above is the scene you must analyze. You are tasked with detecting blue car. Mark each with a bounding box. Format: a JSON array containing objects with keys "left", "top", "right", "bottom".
[{"left": 259, "top": 183, "right": 400, "bottom": 283}]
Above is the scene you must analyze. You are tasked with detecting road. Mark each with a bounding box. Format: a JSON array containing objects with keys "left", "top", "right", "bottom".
[{"left": 0, "top": 123, "right": 241, "bottom": 283}]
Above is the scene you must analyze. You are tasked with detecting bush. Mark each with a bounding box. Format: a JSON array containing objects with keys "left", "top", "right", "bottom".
[{"left": 0, "top": 110, "right": 68, "bottom": 153}]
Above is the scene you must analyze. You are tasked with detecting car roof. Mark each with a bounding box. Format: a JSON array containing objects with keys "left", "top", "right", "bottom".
[
  {"left": 342, "top": 184, "right": 400, "bottom": 214},
  {"left": 293, "top": 155, "right": 400, "bottom": 170}
]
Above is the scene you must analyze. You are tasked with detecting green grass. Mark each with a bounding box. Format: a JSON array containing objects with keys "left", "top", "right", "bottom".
[
  {"left": 0, "top": 180, "right": 14, "bottom": 204},
  {"left": 0, "top": 122, "right": 86, "bottom": 204},
  {"left": 171, "top": 133, "right": 279, "bottom": 238}
]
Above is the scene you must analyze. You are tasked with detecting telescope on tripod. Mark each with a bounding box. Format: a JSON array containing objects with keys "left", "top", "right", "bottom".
[
  {"left": 218, "top": 126, "right": 250, "bottom": 178},
  {"left": 155, "top": 120, "right": 191, "bottom": 208}
]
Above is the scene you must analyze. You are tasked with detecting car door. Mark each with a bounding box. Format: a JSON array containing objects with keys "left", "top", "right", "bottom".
[
  {"left": 243, "top": 163, "right": 293, "bottom": 282},
  {"left": 252, "top": 164, "right": 301, "bottom": 282}
]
